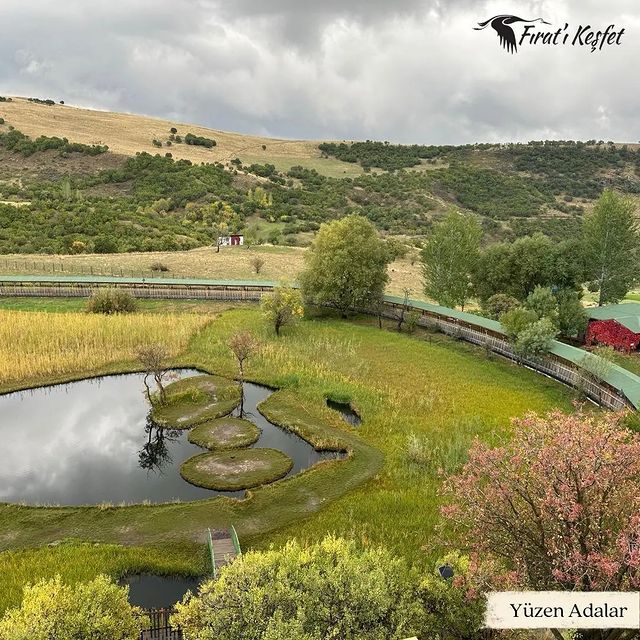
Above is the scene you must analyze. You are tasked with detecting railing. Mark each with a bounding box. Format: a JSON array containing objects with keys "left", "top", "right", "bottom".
[
  {"left": 206, "top": 528, "right": 217, "bottom": 577},
  {"left": 230, "top": 525, "right": 242, "bottom": 557},
  {"left": 140, "top": 608, "right": 182, "bottom": 640}
]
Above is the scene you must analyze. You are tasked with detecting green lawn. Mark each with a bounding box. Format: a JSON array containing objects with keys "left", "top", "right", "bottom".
[{"left": 0, "top": 304, "right": 576, "bottom": 613}]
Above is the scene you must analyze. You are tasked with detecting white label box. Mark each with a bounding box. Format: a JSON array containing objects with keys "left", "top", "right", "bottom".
[{"left": 486, "top": 592, "right": 640, "bottom": 629}]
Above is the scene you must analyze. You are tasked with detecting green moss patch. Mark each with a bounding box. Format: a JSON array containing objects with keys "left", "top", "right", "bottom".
[
  {"left": 180, "top": 448, "right": 293, "bottom": 491},
  {"left": 188, "top": 418, "right": 260, "bottom": 450},
  {"left": 151, "top": 374, "right": 241, "bottom": 429}
]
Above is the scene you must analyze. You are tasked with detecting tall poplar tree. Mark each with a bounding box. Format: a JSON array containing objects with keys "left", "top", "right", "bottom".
[
  {"left": 583, "top": 189, "right": 640, "bottom": 306},
  {"left": 421, "top": 210, "right": 482, "bottom": 309}
]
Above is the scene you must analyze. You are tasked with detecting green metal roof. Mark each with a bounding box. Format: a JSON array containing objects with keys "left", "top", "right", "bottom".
[
  {"left": 586, "top": 303, "right": 640, "bottom": 334},
  {"left": 383, "top": 295, "right": 504, "bottom": 332}
]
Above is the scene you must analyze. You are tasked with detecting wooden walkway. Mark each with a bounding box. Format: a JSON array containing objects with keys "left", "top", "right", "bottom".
[{"left": 208, "top": 528, "right": 240, "bottom": 575}]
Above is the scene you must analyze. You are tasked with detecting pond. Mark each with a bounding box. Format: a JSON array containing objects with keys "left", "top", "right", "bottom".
[
  {"left": 326, "top": 398, "right": 362, "bottom": 427},
  {"left": 121, "top": 574, "right": 201, "bottom": 609},
  {"left": 0, "top": 370, "right": 342, "bottom": 506}
]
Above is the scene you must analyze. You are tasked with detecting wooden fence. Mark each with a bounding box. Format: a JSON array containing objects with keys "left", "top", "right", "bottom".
[{"left": 140, "top": 608, "right": 182, "bottom": 640}]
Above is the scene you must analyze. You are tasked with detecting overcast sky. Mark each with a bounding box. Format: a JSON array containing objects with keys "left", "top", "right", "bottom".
[{"left": 0, "top": 0, "right": 638, "bottom": 144}]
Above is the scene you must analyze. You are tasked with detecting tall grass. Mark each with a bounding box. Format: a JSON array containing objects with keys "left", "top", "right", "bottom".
[
  {"left": 0, "top": 542, "right": 203, "bottom": 615},
  {"left": 0, "top": 310, "right": 210, "bottom": 385}
]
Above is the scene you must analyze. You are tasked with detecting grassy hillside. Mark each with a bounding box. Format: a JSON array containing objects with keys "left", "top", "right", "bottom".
[
  {"left": 0, "top": 97, "right": 361, "bottom": 176},
  {"left": 0, "top": 96, "right": 639, "bottom": 258}
]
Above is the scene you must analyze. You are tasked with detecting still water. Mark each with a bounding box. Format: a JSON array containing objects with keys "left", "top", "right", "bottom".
[{"left": 0, "top": 370, "right": 342, "bottom": 506}]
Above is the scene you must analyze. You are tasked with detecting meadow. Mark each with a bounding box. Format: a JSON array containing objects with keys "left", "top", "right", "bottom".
[{"left": 0, "top": 302, "right": 576, "bottom": 613}]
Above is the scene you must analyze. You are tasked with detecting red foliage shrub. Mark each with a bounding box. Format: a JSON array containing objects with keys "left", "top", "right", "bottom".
[{"left": 586, "top": 319, "right": 639, "bottom": 353}]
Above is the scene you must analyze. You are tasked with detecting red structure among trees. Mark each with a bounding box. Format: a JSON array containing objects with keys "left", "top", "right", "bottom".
[{"left": 586, "top": 319, "right": 640, "bottom": 352}]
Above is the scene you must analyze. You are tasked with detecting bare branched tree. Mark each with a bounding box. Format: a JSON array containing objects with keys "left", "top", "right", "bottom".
[
  {"left": 228, "top": 331, "right": 260, "bottom": 382},
  {"left": 137, "top": 344, "right": 171, "bottom": 406}
]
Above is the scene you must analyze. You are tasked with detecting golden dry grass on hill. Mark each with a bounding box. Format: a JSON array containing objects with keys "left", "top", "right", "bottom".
[{"left": 0, "top": 98, "right": 363, "bottom": 176}]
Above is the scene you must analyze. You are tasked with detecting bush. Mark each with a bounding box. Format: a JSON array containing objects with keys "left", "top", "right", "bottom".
[
  {"left": 513, "top": 317, "right": 557, "bottom": 359},
  {"left": 86, "top": 289, "right": 138, "bottom": 314},
  {"left": 500, "top": 307, "right": 537, "bottom": 339},
  {"left": 172, "top": 536, "right": 416, "bottom": 640},
  {"left": 483, "top": 293, "right": 520, "bottom": 320},
  {"left": 150, "top": 261, "right": 170, "bottom": 272},
  {"left": 0, "top": 574, "right": 142, "bottom": 640},
  {"left": 170, "top": 127, "right": 178, "bottom": 134},
  {"left": 184, "top": 133, "right": 216, "bottom": 148}
]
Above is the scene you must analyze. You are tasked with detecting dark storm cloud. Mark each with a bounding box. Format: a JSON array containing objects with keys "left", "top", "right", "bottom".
[{"left": 0, "top": 0, "right": 637, "bottom": 144}]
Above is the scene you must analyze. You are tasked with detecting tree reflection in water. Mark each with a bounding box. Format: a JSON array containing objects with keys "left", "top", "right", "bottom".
[{"left": 138, "top": 414, "right": 180, "bottom": 474}]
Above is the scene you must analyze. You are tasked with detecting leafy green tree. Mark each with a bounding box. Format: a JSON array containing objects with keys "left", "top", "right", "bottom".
[
  {"left": 500, "top": 307, "right": 537, "bottom": 340},
  {"left": 557, "top": 289, "right": 588, "bottom": 337},
  {"left": 261, "top": 284, "right": 304, "bottom": 336},
  {"left": 472, "top": 243, "right": 513, "bottom": 303},
  {"left": 421, "top": 210, "right": 482, "bottom": 309},
  {"left": 583, "top": 189, "right": 640, "bottom": 305},
  {"left": 513, "top": 317, "right": 557, "bottom": 359},
  {"left": 171, "top": 536, "right": 416, "bottom": 640},
  {"left": 0, "top": 574, "right": 142, "bottom": 640},
  {"left": 416, "top": 552, "right": 486, "bottom": 640},
  {"left": 524, "top": 285, "right": 558, "bottom": 326},
  {"left": 482, "top": 293, "right": 520, "bottom": 320},
  {"left": 299, "top": 215, "right": 390, "bottom": 318}
]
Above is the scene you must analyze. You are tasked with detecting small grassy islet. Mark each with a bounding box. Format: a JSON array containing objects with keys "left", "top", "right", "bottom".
[
  {"left": 180, "top": 448, "right": 293, "bottom": 491},
  {"left": 151, "top": 374, "right": 241, "bottom": 429},
  {"left": 188, "top": 418, "right": 260, "bottom": 450}
]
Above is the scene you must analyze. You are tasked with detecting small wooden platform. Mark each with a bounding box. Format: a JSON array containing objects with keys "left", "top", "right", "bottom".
[{"left": 210, "top": 529, "right": 238, "bottom": 572}]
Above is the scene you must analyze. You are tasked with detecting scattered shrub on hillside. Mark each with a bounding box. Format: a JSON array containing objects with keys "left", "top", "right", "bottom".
[
  {"left": 184, "top": 133, "right": 216, "bottom": 148},
  {"left": 27, "top": 97, "right": 56, "bottom": 105},
  {"left": 165, "top": 152, "right": 172, "bottom": 158},
  {"left": 0, "top": 128, "right": 108, "bottom": 156},
  {"left": 150, "top": 261, "right": 169, "bottom": 272},
  {"left": 0, "top": 97, "right": 12, "bottom": 102},
  {"left": 0, "top": 118, "right": 4, "bottom": 125},
  {"left": 170, "top": 127, "right": 178, "bottom": 134},
  {"left": 152, "top": 139, "right": 163, "bottom": 148},
  {"left": 93, "top": 235, "right": 119, "bottom": 254},
  {"left": 86, "top": 289, "right": 138, "bottom": 314}
]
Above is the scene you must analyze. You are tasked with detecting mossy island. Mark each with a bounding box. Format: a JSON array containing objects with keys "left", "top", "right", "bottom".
[
  {"left": 180, "top": 448, "right": 293, "bottom": 491},
  {"left": 151, "top": 374, "right": 241, "bottom": 429},
  {"left": 188, "top": 417, "right": 260, "bottom": 450}
]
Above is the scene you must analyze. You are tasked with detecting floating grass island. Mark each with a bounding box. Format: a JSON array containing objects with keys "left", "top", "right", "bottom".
[
  {"left": 151, "top": 374, "right": 241, "bottom": 429},
  {"left": 188, "top": 417, "right": 260, "bottom": 450},
  {"left": 180, "top": 448, "right": 294, "bottom": 490}
]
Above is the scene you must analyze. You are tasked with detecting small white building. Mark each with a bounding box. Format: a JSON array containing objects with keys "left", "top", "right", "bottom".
[{"left": 218, "top": 234, "right": 244, "bottom": 247}]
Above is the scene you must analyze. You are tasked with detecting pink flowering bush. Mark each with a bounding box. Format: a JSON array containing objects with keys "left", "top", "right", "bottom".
[{"left": 443, "top": 408, "right": 640, "bottom": 591}]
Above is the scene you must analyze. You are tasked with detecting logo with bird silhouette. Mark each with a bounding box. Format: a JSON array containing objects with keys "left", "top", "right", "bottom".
[{"left": 474, "top": 15, "right": 551, "bottom": 53}]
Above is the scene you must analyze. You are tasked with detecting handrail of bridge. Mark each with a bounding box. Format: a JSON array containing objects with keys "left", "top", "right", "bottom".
[
  {"left": 206, "top": 528, "right": 216, "bottom": 578},
  {"left": 230, "top": 525, "right": 242, "bottom": 557},
  {"left": 1, "top": 274, "right": 639, "bottom": 411}
]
